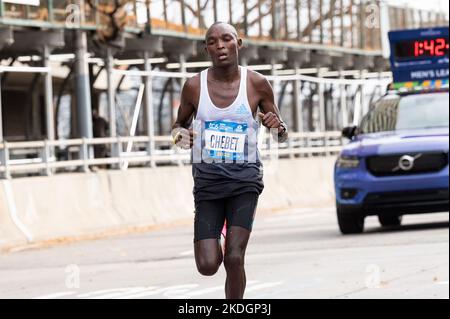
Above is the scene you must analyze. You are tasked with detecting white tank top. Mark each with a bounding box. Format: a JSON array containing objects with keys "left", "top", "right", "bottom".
[
  {"left": 192, "top": 66, "right": 260, "bottom": 163},
  {"left": 191, "top": 67, "right": 264, "bottom": 201}
]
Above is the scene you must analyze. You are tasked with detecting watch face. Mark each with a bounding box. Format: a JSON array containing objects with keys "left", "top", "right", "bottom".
[{"left": 278, "top": 124, "right": 287, "bottom": 135}]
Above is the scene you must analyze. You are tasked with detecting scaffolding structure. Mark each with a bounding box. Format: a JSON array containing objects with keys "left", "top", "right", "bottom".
[
  {"left": 0, "top": 1, "right": 447, "bottom": 50},
  {"left": 0, "top": 0, "right": 447, "bottom": 179}
]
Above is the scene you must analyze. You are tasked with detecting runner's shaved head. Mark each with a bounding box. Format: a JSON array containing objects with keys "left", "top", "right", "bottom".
[
  {"left": 204, "top": 21, "right": 242, "bottom": 67},
  {"left": 205, "top": 22, "right": 239, "bottom": 41}
]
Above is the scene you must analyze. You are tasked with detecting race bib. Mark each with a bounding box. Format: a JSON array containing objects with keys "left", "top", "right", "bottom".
[{"left": 204, "top": 121, "right": 248, "bottom": 160}]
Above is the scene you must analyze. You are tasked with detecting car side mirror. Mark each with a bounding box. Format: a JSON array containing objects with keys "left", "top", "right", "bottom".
[{"left": 342, "top": 126, "right": 358, "bottom": 140}]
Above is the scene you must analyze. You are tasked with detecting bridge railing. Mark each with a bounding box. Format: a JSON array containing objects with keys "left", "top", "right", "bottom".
[
  {"left": 0, "top": 54, "right": 393, "bottom": 180},
  {"left": 0, "top": 131, "right": 343, "bottom": 179}
]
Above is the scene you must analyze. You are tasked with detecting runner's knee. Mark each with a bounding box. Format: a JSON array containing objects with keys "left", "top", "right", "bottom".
[
  {"left": 224, "top": 250, "right": 244, "bottom": 271},
  {"left": 197, "top": 257, "right": 221, "bottom": 276}
]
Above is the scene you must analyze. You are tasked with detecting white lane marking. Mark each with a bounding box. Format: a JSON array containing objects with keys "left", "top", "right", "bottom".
[
  {"left": 96, "top": 287, "right": 157, "bottom": 299},
  {"left": 163, "top": 284, "right": 201, "bottom": 299},
  {"left": 33, "top": 291, "right": 77, "bottom": 299},
  {"left": 184, "top": 285, "right": 225, "bottom": 297},
  {"left": 78, "top": 288, "right": 134, "bottom": 298},
  {"left": 32, "top": 280, "right": 284, "bottom": 299},
  {"left": 184, "top": 281, "right": 258, "bottom": 298},
  {"left": 179, "top": 250, "right": 194, "bottom": 256},
  {"left": 119, "top": 284, "right": 200, "bottom": 299},
  {"left": 244, "top": 281, "right": 284, "bottom": 293},
  {"left": 94, "top": 287, "right": 160, "bottom": 299},
  {"left": 79, "top": 287, "right": 157, "bottom": 299},
  {"left": 113, "top": 287, "right": 163, "bottom": 299}
]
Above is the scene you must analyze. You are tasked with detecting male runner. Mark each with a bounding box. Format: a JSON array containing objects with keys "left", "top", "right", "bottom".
[{"left": 172, "top": 22, "right": 288, "bottom": 299}]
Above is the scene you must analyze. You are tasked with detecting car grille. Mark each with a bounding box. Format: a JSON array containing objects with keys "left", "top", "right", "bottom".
[
  {"left": 363, "top": 189, "right": 449, "bottom": 214},
  {"left": 366, "top": 152, "right": 448, "bottom": 176},
  {"left": 364, "top": 189, "right": 449, "bottom": 205}
]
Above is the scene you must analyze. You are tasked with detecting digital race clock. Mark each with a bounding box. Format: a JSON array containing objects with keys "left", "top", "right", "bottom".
[
  {"left": 395, "top": 38, "right": 449, "bottom": 60},
  {"left": 389, "top": 27, "right": 449, "bottom": 83}
]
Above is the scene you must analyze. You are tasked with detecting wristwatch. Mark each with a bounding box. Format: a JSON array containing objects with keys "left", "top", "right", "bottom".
[{"left": 277, "top": 122, "right": 287, "bottom": 137}]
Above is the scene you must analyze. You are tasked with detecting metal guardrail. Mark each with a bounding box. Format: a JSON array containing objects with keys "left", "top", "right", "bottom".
[{"left": 0, "top": 131, "right": 343, "bottom": 179}]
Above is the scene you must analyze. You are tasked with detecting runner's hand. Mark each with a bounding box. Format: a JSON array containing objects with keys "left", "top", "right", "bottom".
[
  {"left": 258, "top": 112, "right": 282, "bottom": 131},
  {"left": 173, "top": 128, "right": 196, "bottom": 149}
]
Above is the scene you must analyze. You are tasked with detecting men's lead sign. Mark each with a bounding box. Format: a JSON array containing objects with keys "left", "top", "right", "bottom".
[
  {"left": 388, "top": 27, "right": 449, "bottom": 84},
  {"left": 1, "top": 0, "right": 40, "bottom": 6}
]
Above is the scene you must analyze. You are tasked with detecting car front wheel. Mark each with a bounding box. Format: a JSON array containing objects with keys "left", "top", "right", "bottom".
[{"left": 337, "top": 204, "right": 365, "bottom": 234}]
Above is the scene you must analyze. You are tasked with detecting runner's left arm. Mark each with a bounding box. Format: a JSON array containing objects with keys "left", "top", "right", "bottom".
[{"left": 256, "top": 76, "right": 289, "bottom": 143}]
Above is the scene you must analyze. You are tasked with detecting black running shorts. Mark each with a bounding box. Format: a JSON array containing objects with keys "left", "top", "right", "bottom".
[{"left": 194, "top": 192, "right": 259, "bottom": 242}]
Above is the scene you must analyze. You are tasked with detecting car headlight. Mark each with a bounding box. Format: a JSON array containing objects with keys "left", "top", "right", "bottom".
[{"left": 336, "top": 155, "right": 360, "bottom": 169}]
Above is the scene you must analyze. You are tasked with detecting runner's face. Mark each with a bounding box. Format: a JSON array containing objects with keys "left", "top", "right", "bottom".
[{"left": 205, "top": 24, "right": 242, "bottom": 67}]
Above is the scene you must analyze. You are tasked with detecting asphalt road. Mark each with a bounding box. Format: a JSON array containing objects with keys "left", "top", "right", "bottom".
[{"left": 0, "top": 207, "right": 448, "bottom": 299}]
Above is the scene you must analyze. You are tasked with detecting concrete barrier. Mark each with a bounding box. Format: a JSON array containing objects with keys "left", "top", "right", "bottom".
[
  {"left": 2, "top": 173, "right": 121, "bottom": 246},
  {"left": 0, "top": 181, "right": 28, "bottom": 248},
  {"left": 107, "top": 166, "right": 195, "bottom": 225},
  {"left": 261, "top": 156, "right": 335, "bottom": 211},
  {"left": 0, "top": 157, "right": 336, "bottom": 251}
]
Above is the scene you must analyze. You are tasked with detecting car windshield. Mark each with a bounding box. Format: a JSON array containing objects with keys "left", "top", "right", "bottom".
[{"left": 360, "top": 92, "right": 449, "bottom": 134}]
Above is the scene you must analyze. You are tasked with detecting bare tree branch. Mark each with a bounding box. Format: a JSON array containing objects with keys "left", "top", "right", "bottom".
[
  {"left": 86, "top": 0, "right": 131, "bottom": 45},
  {"left": 169, "top": 0, "right": 211, "bottom": 29},
  {"left": 301, "top": 4, "right": 351, "bottom": 37},
  {"left": 233, "top": 0, "right": 350, "bottom": 38}
]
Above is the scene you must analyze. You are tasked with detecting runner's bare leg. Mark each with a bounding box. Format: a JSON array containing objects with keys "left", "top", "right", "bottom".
[
  {"left": 224, "top": 226, "right": 251, "bottom": 299},
  {"left": 194, "top": 239, "right": 223, "bottom": 276}
]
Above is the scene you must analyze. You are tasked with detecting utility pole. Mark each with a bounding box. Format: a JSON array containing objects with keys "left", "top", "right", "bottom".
[{"left": 75, "top": 0, "right": 94, "bottom": 160}]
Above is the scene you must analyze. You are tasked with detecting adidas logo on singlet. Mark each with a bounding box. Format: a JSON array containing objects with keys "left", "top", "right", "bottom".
[{"left": 236, "top": 104, "right": 250, "bottom": 115}]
